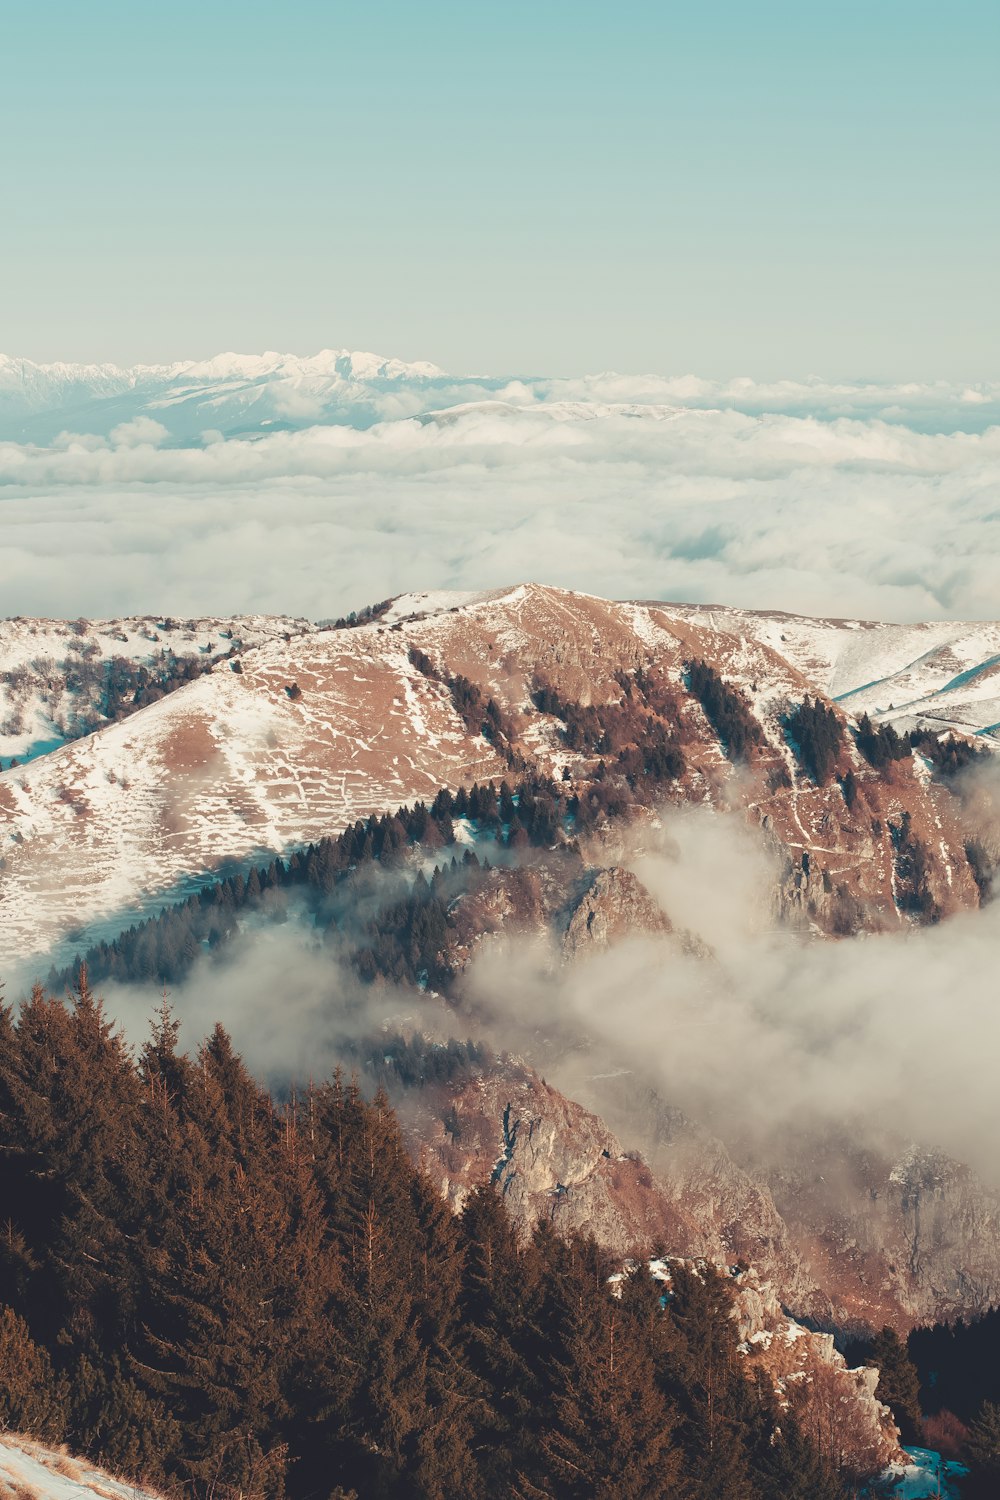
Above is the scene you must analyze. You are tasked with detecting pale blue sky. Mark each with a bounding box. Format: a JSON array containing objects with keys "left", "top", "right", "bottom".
[{"left": 2, "top": 0, "right": 997, "bottom": 377}]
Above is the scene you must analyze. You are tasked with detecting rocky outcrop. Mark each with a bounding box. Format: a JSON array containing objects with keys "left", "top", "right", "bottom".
[
  {"left": 408, "top": 1064, "right": 712, "bottom": 1257},
  {"left": 606, "top": 1255, "right": 902, "bottom": 1479},
  {"left": 758, "top": 1137, "right": 1000, "bottom": 1332},
  {"left": 728, "top": 1267, "right": 903, "bottom": 1476},
  {"left": 405, "top": 1055, "right": 1000, "bottom": 1337},
  {"left": 407, "top": 1059, "right": 827, "bottom": 1313},
  {"left": 562, "top": 866, "right": 671, "bottom": 957}
]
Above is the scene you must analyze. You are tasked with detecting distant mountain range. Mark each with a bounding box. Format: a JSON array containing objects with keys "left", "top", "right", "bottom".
[{"left": 3, "top": 349, "right": 999, "bottom": 443}]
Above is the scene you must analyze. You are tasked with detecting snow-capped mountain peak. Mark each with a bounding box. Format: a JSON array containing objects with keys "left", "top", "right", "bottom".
[{"left": 0, "top": 348, "right": 449, "bottom": 442}]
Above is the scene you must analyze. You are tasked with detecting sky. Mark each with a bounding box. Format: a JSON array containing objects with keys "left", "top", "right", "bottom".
[{"left": 2, "top": 0, "right": 998, "bottom": 379}]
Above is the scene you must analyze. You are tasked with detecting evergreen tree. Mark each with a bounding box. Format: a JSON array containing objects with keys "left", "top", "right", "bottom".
[
  {"left": 661, "top": 1263, "right": 757, "bottom": 1500},
  {"left": 0, "top": 1304, "right": 66, "bottom": 1439},
  {"left": 459, "top": 1184, "right": 545, "bottom": 1492},
  {"left": 539, "top": 1285, "right": 683, "bottom": 1498},
  {"left": 966, "top": 1402, "right": 1000, "bottom": 1498},
  {"left": 867, "top": 1326, "right": 923, "bottom": 1444},
  {"left": 753, "top": 1412, "right": 849, "bottom": 1500}
]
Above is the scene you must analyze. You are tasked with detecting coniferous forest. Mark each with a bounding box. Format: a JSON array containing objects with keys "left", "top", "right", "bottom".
[{"left": 0, "top": 971, "right": 859, "bottom": 1500}]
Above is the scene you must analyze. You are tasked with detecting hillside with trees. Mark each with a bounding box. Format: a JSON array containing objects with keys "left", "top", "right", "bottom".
[{"left": 0, "top": 975, "right": 855, "bottom": 1500}]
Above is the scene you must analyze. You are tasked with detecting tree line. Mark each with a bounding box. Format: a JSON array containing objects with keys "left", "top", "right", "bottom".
[
  {"left": 685, "top": 660, "right": 764, "bottom": 762},
  {"left": 49, "top": 765, "right": 670, "bottom": 995},
  {"left": 530, "top": 666, "right": 687, "bottom": 786}
]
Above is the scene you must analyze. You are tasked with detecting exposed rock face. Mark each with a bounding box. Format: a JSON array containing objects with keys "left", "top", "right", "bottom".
[
  {"left": 759, "top": 1137, "right": 1000, "bottom": 1332},
  {"left": 729, "top": 1267, "right": 903, "bottom": 1476},
  {"left": 409, "top": 1065, "right": 710, "bottom": 1257},
  {"left": 408, "top": 1060, "right": 820, "bottom": 1310},
  {"left": 413, "top": 1060, "right": 904, "bottom": 1478},
  {"left": 405, "top": 1055, "right": 1000, "bottom": 1337},
  {"left": 563, "top": 866, "right": 671, "bottom": 957},
  {"left": 445, "top": 861, "right": 563, "bottom": 972}
]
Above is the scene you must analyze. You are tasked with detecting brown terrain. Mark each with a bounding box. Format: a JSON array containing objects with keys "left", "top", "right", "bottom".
[
  {"left": 2, "top": 583, "right": 998, "bottom": 1356},
  {"left": 1, "top": 583, "right": 993, "bottom": 966}
]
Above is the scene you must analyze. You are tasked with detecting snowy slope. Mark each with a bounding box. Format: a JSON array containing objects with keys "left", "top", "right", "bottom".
[
  {"left": 0, "top": 613, "right": 308, "bottom": 765},
  {"left": 662, "top": 602, "right": 1000, "bottom": 741},
  {"left": 4, "top": 352, "right": 1000, "bottom": 444},
  {"left": 1, "top": 584, "right": 990, "bottom": 977},
  {"left": 0, "top": 610, "right": 511, "bottom": 970},
  {"left": 0, "top": 1433, "right": 162, "bottom": 1500}
]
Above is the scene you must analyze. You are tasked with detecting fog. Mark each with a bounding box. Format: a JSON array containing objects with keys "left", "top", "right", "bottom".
[
  {"left": 95, "top": 776, "right": 1000, "bottom": 1185},
  {"left": 102, "top": 918, "right": 441, "bottom": 1087},
  {"left": 464, "top": 805, "right": 1000, "bottom": 1182}
]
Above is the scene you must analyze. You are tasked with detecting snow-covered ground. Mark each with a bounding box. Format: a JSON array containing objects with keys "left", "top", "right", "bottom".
[
  {"left": 0, "top": 613, "right": 308, "bottom": 765},
  {"left": 3, "top": 350, "right": 998, "bottom": 444},
  {"left": 0, "top": 348, "right": 448, "bottom": 443},
  {"left": 663, "top": 602, "right": 1000, "bottom": 741},
  {"left": 0, "top": 1433, "right": 161, "bottom": 1500},
  {"left": 0, "top": 610, "right": 508, "bottom": 973},
  {"left": 879, "top": 1446, "right": 967, "bottom": 1499},
  {"left": 1, "top": 584, "right": 992, "bottom": 978}
]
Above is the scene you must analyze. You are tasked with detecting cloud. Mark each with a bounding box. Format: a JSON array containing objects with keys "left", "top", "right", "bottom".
[
  {"left": 109, "top": 416, "right": 169, "bottom": 448},
  {"left": 100, "top": 916, "right": 439, "bottom": 1085},
  {"left": 460, "top": 803, "right": 1000, "bottom": 1184},
  {"left": 91, "top": 790, "right": 1000, "bottom": 1193},
  {"left": 0, "top": 419, "right": 996, "bottom": 625},
  {"left": 0, "top": 370, "right": 997, "bottom": 624}
]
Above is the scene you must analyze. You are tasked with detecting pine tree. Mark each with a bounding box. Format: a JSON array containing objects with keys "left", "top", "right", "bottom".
[
  {"left": 753, "top": 1412, "right": 850, "bottom": 1500},
  {"left": 67, "top": 1355, "right": 180, "bottom": 1489},
  {"left": 459, "top": 1184, "right": 546, "bottom": 1492},
  {"left": 131, "top": 1074, "right": 294, "bottom": 1499},
  {"left": 867, "top": 1326, "right": 923, "bottom": 1443},
  {"left": 539, "top": 1286, "right": 684, "bottom": 1498},
  {"left": 310, "top": 1084, "right": 449, "bottom": 1496},
  {"left": 965, "top": 1401, "right": 1000, "bottom": 1497},
  {"left": 661, "top": 1263, "right": 757, "bottom": 1500},
  {"left": 0, "top": 970, "right": 145, "bottom": 1354},
  {"left": 0, "top": 1303, "right": 66, "bottom": 1439}
]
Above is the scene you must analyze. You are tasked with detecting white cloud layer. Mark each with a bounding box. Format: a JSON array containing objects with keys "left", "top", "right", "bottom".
[{"left": 0, "top": 358, "right": 998, "bottom": 623}]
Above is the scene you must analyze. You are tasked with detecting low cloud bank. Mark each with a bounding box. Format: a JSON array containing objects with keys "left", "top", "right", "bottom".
[
  {"left": 2, "top": 398, "right": 999, "bottom": 622},
  {"left": 96, "top": 785, "right": 1000, "bottom": 1185},
  {"left": 101, "top": 918, "right": 437, "bottom": 1086},
  {"left": 465, "top": 806, "right": 1000, "bottom": 1181}
]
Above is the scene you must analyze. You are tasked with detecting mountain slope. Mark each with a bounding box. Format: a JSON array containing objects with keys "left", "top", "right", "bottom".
[
  {"left": 0, "top": 612, "right": 308, "bottom": 766},
  {"left": 1, "top": 584, "right": 992, "bottom": 973},
  {"left": 663, "top": 602, "right": 1000, "bottom": 742},
  {"left": 4, "top": 352, "right": 1000, "bottom": 443}
]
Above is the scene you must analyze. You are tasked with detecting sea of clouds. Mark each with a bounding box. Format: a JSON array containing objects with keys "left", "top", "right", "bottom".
[{"left": 1, "top": 356, "right": 998, "bottom": 624}]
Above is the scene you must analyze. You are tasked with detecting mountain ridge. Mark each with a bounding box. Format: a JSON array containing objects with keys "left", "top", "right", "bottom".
[{"left": 2, "top": 583, "right": 994, "bottom": 974}]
